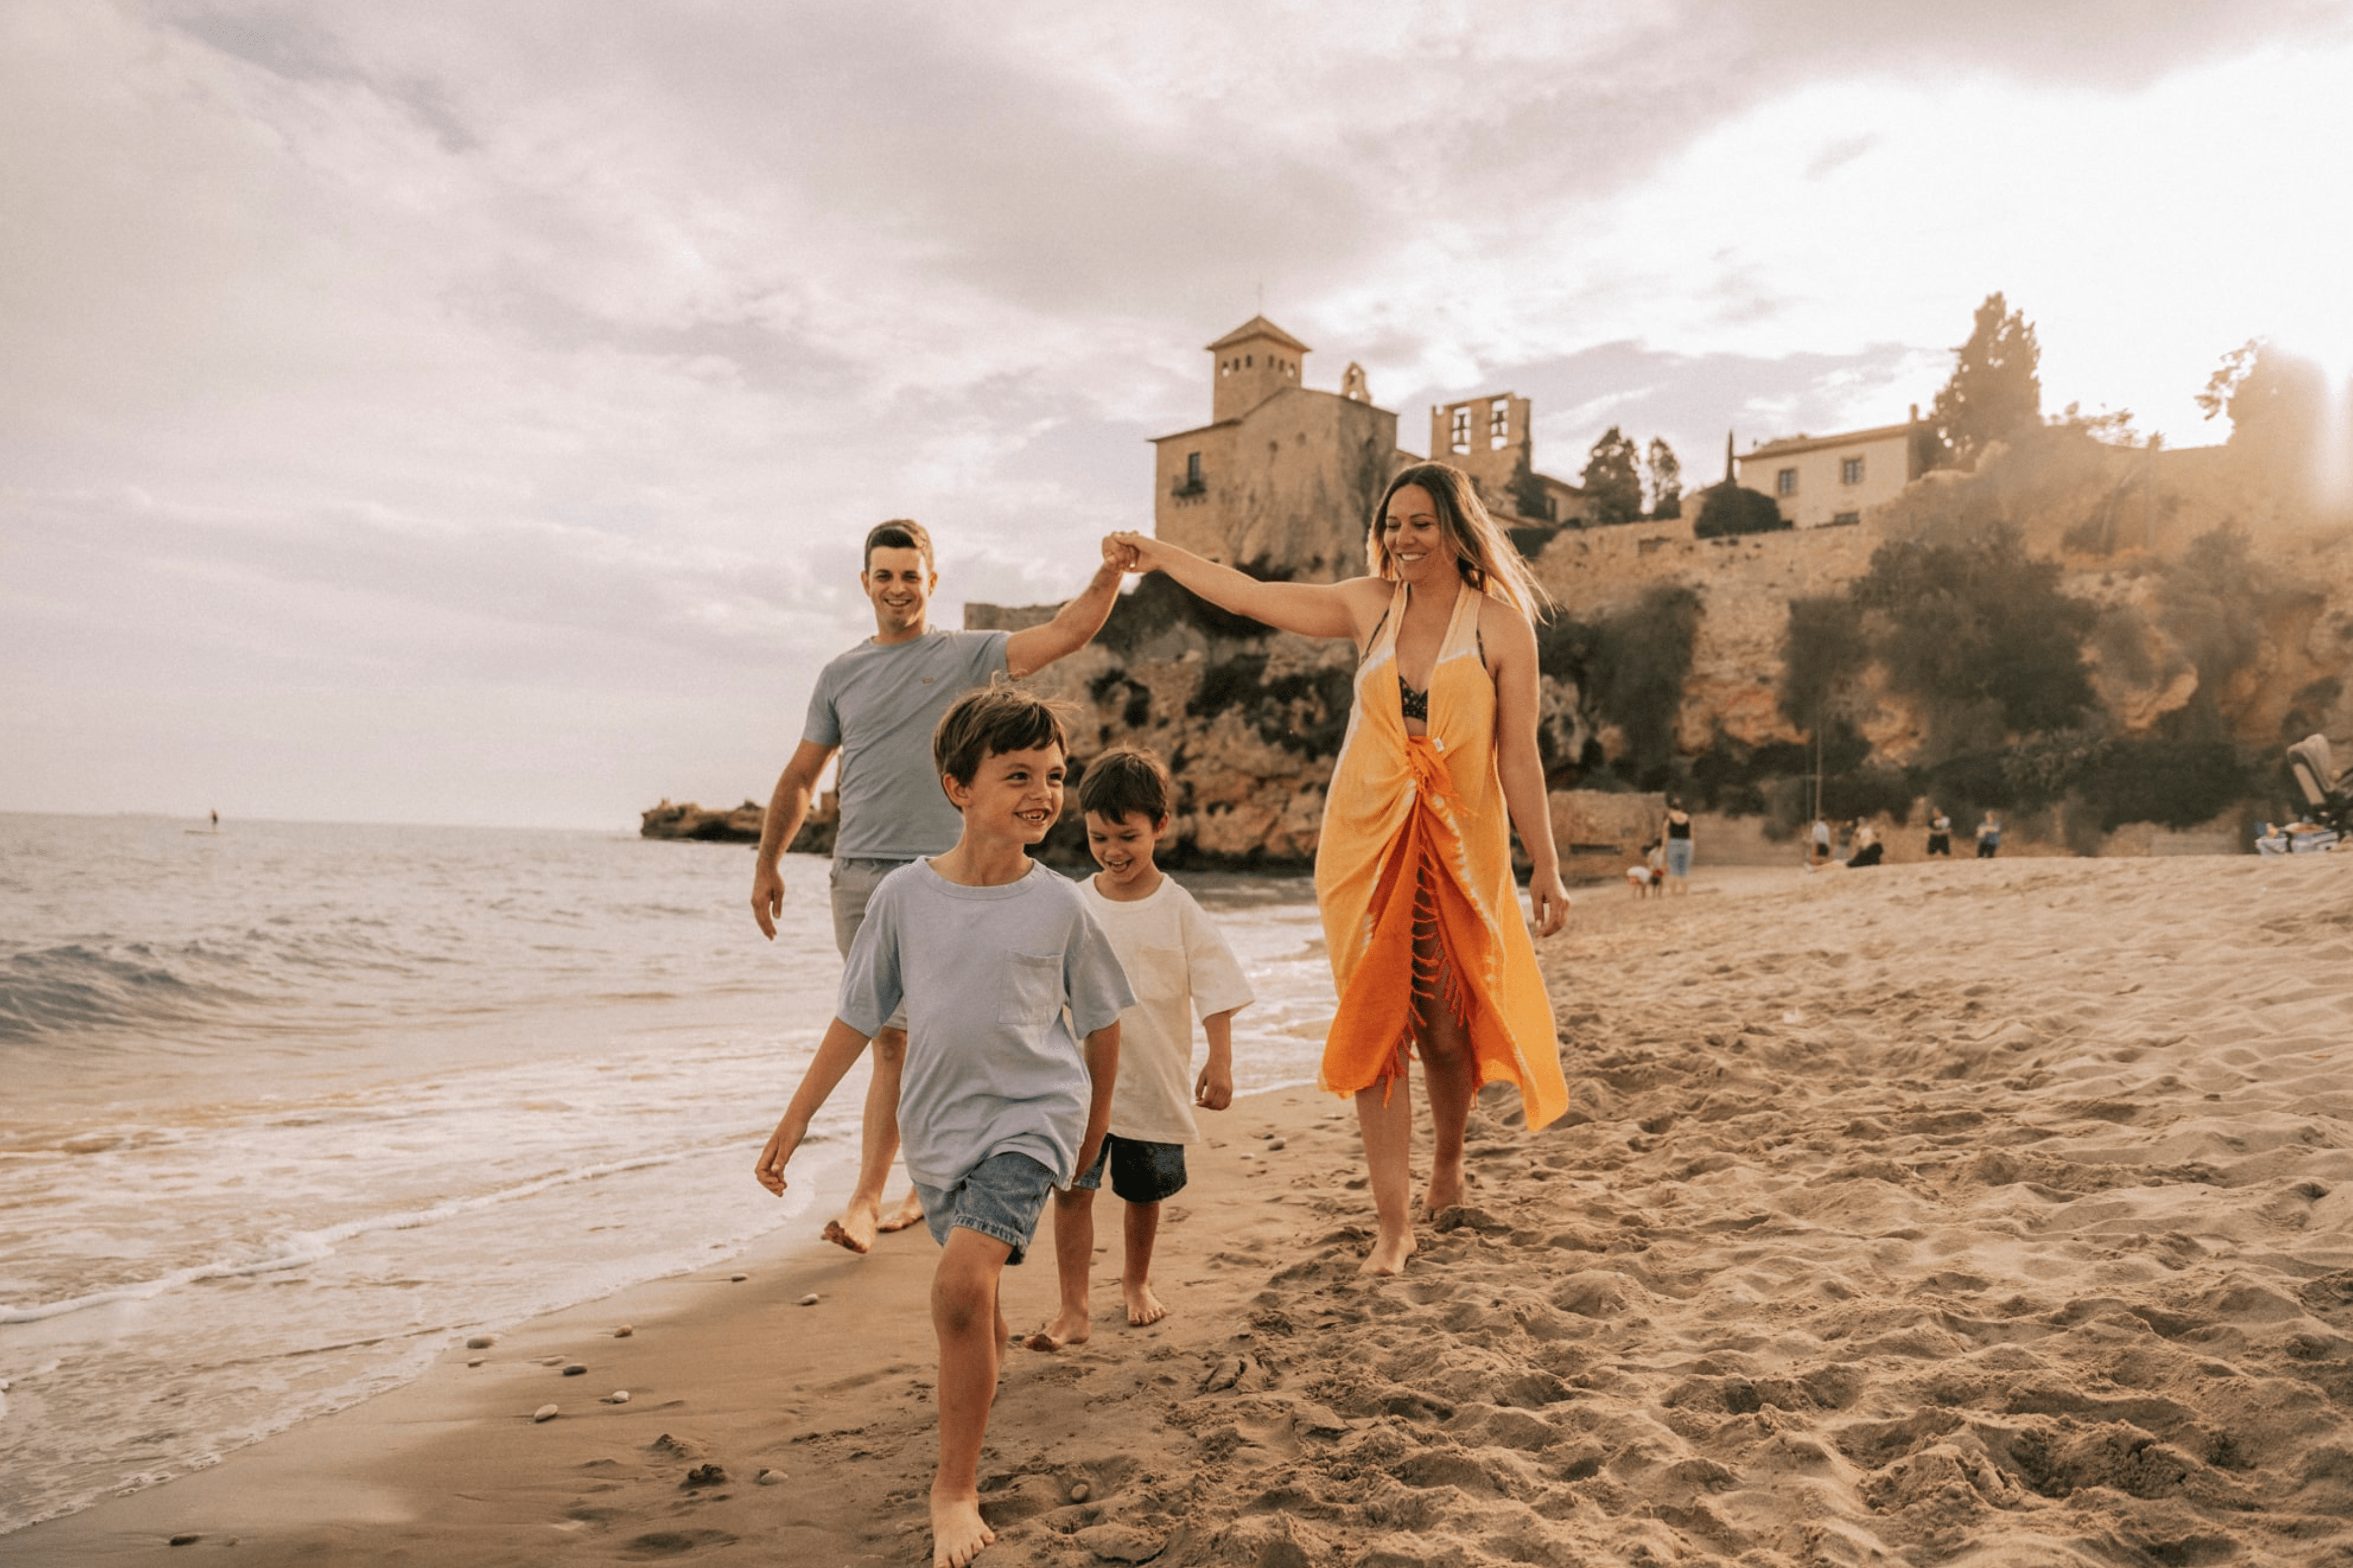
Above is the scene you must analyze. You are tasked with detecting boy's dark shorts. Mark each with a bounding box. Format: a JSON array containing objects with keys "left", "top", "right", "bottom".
[
  {"left": 1068, "top": 1133, "right": 1188, "bottom": 1204},
  {"left": 912, "top": 1151, "right": 1057, "bottom": 1265}
]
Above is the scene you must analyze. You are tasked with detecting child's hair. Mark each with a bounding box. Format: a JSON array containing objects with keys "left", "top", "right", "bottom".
[
  {"left": 1078, "top": 746, "right": 1173, "bottom": 824},
  {"left": 932, "top": 679, "right": 1072, "bottom": 786},
  {"left": 863, "top": 518, "right": 934, "bottom": 573}
]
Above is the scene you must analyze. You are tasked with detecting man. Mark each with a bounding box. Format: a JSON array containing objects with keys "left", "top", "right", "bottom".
[{"left": 751, "top": 518, "right": 1125, "bottom": 1254}]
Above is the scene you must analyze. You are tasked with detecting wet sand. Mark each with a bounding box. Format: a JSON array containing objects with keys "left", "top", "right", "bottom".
[{"left": 18, "top": 851, "right": 2353, "bottom": 1566}]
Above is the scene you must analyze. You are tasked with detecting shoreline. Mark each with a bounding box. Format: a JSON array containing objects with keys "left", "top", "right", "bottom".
[{"left": 17, "top": 851, "right": 2353, "bottom": 1565}]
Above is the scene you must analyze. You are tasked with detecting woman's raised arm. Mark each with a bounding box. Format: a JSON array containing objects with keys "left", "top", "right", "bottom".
[{"left": 1107, "top": 531, "right": 1383, "bottom": 645}]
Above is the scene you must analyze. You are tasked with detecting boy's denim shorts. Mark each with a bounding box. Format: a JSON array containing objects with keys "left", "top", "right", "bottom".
[
  {"left": 912, "top": 1151, "right": 1058, "bottom": 1264},
  {"left": 1069, "top": 1133, "right": 1188, "bottom": 1204}
]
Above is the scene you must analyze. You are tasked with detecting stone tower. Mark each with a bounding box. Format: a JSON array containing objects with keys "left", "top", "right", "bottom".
[{"left": 1206, "top": 316, "right": 1311, "bottom": 424}]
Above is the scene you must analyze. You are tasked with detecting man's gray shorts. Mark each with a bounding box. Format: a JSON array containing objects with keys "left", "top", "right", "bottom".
[{"left": 829, "top": 856, "right": 911, "bottom": 1032}]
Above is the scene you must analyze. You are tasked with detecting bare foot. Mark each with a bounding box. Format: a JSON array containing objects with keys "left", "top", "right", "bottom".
[
  {"left": 1359, "top": 1229, "right": 1415, "bottom": 1276},
  {"left": 1422, "top": 1168, "right": 1466, "bottom": 1217},
  {"left": 822, "top": 1195, "right": 880, "bottom": 1255},
  {"left": 1022, "top": 1306, "right": 1091, "bottom": 1351},
  {"left": 877, "top": 1187, "right": 927, "bottom": 1234},
  {"left": 1123, "top": 1281, "right": 1167, "bottom": 1327},
  {"left": 931, "top": 1492, "right": 995, "bottom": 1568}
]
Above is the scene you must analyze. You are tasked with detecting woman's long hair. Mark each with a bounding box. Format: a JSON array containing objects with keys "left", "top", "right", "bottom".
[{"left": 1365, "top": 461, "right": 1555, "bottom": 619}]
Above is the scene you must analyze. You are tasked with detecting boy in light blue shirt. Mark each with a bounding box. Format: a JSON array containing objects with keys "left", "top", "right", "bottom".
[{"left": 756, "top": 683, "right": 1130, "bottom": 1568}]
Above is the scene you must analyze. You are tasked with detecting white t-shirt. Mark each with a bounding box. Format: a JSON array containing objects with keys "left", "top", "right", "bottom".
[
  {"left": 839, "top": 862, "right": 1133, "bottom": 1189},
  {"left": 1076, "top": 876, "right": 1255, "bottom": 1145}
]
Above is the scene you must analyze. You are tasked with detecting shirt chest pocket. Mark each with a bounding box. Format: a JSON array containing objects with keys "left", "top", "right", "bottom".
[{"left": 998, "top": 952, "right": 1063, "bottom": 1027}]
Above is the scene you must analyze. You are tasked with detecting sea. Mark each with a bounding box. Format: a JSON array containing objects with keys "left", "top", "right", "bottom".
[{"left": 0, "top": 813, "right": 1336, "bottom": 1533}]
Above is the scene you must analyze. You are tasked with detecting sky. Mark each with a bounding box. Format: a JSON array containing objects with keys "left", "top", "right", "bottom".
[{"left": 5, "top": 0, "right": 2353, "bottom": 830}]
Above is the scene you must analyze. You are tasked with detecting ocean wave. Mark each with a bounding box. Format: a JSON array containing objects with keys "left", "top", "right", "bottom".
[
  {"left": 0, "top": 1149, "right": 694, "bottom": 1325},
  {"left": 0, "top": 944, "right": 251, "bottom": 1043}
]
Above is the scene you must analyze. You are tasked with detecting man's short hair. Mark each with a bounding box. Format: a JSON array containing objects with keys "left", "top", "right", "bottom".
[
  {"left": 933, "top": 680, "right": 1072, "bottom": 787},
  {"left": 864, "top": 518, "right": 934, "bottom": 573},
  {"left": 1077, "top": 746, "right": 1172, "bottom": 825}
]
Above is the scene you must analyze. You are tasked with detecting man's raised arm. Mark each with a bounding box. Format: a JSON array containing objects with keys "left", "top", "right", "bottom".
[
  {"left": 751, "top": 738, "right": 835, "bottom": 940},
  {"left": 1004, "top": 549, "right": 1128, "bottom": 679}
]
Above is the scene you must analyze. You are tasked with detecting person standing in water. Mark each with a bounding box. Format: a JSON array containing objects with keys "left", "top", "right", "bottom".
[
  {"left": 1109, "top": 461, "right": 1570, "bottom": 1276},
  {"left": 750, "top": 519, "right": 1126, "bottom": 1255}
]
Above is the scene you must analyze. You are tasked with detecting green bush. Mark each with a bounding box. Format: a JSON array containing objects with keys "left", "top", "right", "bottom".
[
  {"left": 1779, "top": 593, "right": 1869, "bottom": 730},
  {"left": 2072, "top": 739, "right": 2253, "bottom": 831},
  {"left": 1852, "top": 522, "right": 2097, "bottom": 747},
  {"left": 1693, "top": 482, "right": 1788, "bottom": 539}
]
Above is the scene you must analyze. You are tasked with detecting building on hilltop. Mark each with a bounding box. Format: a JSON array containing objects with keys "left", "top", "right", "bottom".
[
  {"left": 1430, "top": 391, "right": 1583, "bottom": 525},
  {"left": 1734, "top": 407, "right": 1933, "bottom": 529},
  {"left": 1150, "top": 316, "right": 1402, "bottom": 581},
  {"left": 1149, "top": 316, "right": 1584, "bottom": 579}
]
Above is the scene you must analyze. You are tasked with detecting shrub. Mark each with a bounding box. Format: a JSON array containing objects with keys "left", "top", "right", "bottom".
[
  {"left": 2072, "top": 739, "right": 2253, "bottom": 831},
  {"left": 1851, "top": 522, "right": 2097, "bottom": 747},
  {"left": 1693, "top": 482, "right": 1788, "bottom": 539},
  {"left": 1779, "top": 593, "right": 1869, "bottom": 730}
]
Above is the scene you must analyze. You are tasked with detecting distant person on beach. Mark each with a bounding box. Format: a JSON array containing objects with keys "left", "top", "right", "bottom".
[
  {"left": 1976, "top": 811, "right": 2002, "bottom": 859},
  {"left": 1027, "top": 747, "right": 1252, "bottom": 1350},
  {"left": 1627, "top": 841, "right": 1661, "bottom": 898},
  {"left": 1811, "top": 816, "right": 1832, "bottom": 867},
  {"left": 1925, "top": 806, "right": 1952, "bottom": 858},
  {"left": 750, "top": 518, "right": 1125, "bottom": 1255},
  {"left": 1848, "top": 825, "right": 1885, "bottom": 868},
  {"left": 1109, "top": 461, "right": 1571, "bottom": 1278},
  {"left": 1661, "top": 795, "right": 1694, "bottom": 895},
  {"left": 209, "top": 809, "right": 218, "bottom": 833},
  {"left": 755, "top": 685, "right": 1130, "bottom": 1568}
]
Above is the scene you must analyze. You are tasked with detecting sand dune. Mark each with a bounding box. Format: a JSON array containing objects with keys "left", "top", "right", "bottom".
[{"left": 19, "top": 852, "right": 2353, "bottom": 1566}]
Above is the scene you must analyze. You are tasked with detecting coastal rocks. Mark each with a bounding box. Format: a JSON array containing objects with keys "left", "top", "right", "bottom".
[{"left": 639, "top": 797, "right": 837, "bottom": 853}]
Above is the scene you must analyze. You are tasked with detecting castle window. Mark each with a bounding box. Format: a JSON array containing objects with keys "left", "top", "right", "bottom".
[
  {"left": 1776, "top": 467, "right": 1798, "bottom": 497},
  {"left": 1831, "top": 510, "right": 1860, "bottom": 526},
  {"left": 1246, "top": 355, "right": 1253, "bottom": 367},
  {"left": 1449, "top": 407, "right": 1472, "bottom": 454},
  {"left": 1489, "top": 399, "right": 1509, "bottom": 449},
  {"left": 1841, "top": 456, "right": 1865, "bottom": 485},
  {"left": 1187, "top": 452, "right": 1202, "bottom": 486}
]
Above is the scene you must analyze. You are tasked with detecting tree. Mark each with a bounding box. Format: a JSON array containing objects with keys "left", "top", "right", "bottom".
[
  {"left": 1692, "top": 481, "right": 1787, "bottom": 538},
  {"left": 1580, "top": 426, "right": 1643, "bottom": 526},
  {"left": 1850, "top": 522, "right": 2096, "bottom": 747},
  {"left": 1929, "top": 292, "right": 2042, "bottom": 469},
  {"left": 2197, "top": 337, "right": 2330, "bottom": 479},
  {"left": 1645, "top": 437, "right": 1682, "bottom": 520}
]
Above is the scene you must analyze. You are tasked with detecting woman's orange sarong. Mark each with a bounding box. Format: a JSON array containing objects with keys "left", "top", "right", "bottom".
[{"left": 1314, "top": 581, "right": 1569, "bottom": 1130}]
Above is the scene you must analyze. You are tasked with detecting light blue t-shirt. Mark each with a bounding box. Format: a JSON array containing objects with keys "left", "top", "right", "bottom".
[
  {"left": 803, "top": 629, "right": 1010, "bottom": 860},
  {"left": 838, "top": 861, "right": 1134, "bottom": 1190}
]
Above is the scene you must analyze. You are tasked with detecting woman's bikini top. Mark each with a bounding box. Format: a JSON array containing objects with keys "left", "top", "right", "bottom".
[{"left": 1367, "top": 599, "right": 1483, "bottom": 727}]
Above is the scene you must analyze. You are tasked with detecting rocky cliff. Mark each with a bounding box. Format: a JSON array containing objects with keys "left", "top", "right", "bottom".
[{"left": 983, "top": 426, "right": 2353, "bottom": 868}]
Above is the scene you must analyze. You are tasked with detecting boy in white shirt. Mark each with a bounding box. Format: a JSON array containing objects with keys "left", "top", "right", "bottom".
[
  {"left": 1026, "top": 747, "right": 1253, "bottom": 1347},
  {"left": 756, "top": 685, "right": 1131, "bottom": 1568}
]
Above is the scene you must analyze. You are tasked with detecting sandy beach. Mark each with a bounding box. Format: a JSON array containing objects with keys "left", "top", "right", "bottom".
[{"left": 18, "top": 850, "right": 2353, "bottom": 1567}]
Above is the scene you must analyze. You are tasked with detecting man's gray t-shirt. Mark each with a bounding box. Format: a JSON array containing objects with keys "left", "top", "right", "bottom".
[
  {"left": 803, "top": 629, "right": 1010, "bottom": 860},
  {"left": 838, "top": 861, "right": 1134, "bottom": 1190}
]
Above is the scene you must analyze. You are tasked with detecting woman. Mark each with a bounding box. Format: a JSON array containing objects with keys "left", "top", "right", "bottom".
[
  {"left": 1109, "top": 463, "right": 1570, "bottom": 1275},
  {"left": 1660, "top": 794, "right": 1694, "bottom": 895}
]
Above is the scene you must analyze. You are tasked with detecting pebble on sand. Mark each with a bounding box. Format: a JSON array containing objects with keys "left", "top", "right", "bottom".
[
  {"left": 168, "top": 1534, "right": 201, "bottom": 1547},
  {"left": 796, "top": 1293, "right": 820, "bottom": 1306},
  {"left": 602, "top": 1391, "right": 630, "bottom": 1404},
  {"left": 532, "top": 1404, "right": 559, "bottom": 1423},
  {"left": 1068, "top": 1480, "right": 1092, "bottom": 1502},
  {"left": 562, "top": 1363, "right": 587, "bottom": 1376},
  {"left": 756, "top": 1468, "right": 786, "bottom": 1486},
  {"left": 465, "top": 1336, "right": 495, "bottom": 1350},
  {"left": 730, "top": 1273, "right": 748, "bottom": 1282},
  {"left": 681, "top": 1464, "right": 727, "bottom": 1489},
  {"left": 466, "top": 1358, "right": 484, "bottom": 1368},
  {"left": 613, "top": 1325, "right": 633, "bottom": 1338}
]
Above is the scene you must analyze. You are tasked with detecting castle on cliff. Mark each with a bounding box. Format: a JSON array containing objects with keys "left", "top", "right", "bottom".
[{"left": 1146, "top": 316, "right": 1586, "bottom": 580}]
